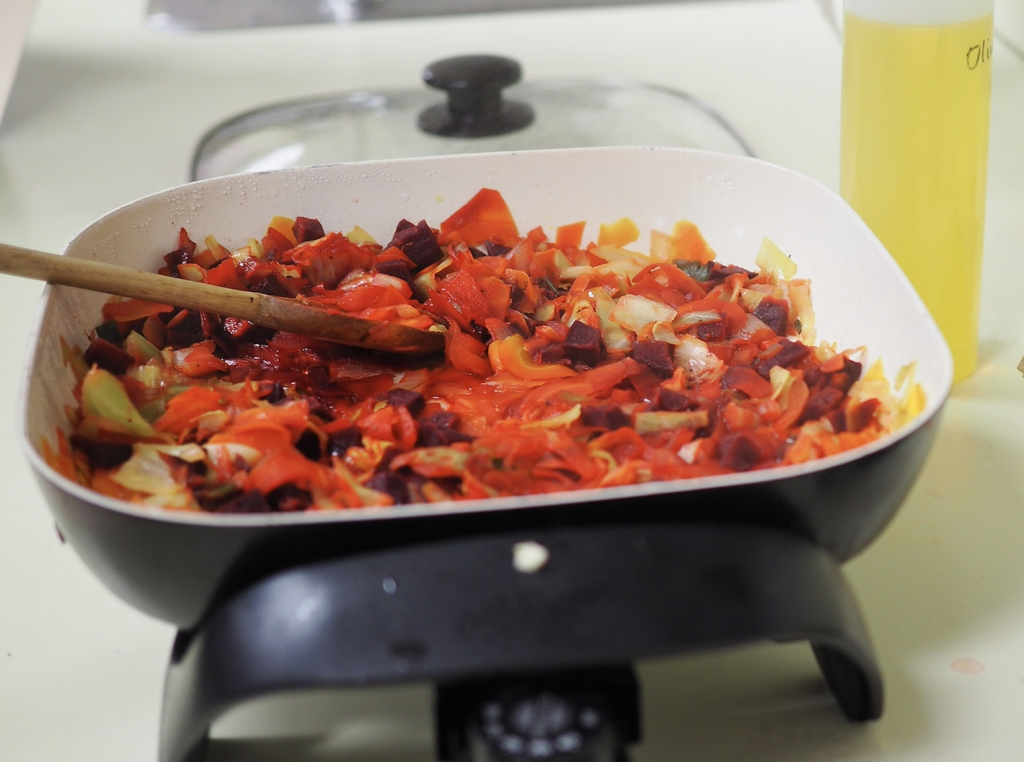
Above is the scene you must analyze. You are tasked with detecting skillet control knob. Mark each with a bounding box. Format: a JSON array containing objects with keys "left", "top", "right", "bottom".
[
  {"left": 419, "top": 55, "right": 535, "bottom": 138},
  {"left": 469, "top": 691, "right": 621, "bottom": 762}
]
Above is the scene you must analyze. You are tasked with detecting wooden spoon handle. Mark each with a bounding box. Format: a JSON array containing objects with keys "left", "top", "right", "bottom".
[
  {"left": 0, "top": 243, "right": 445, "bottom": 354},
  {"left": 0, "top": 243, "right": 264, "bottom": 319}
]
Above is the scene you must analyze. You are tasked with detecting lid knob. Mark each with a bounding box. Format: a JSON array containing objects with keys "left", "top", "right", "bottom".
[{"left": 418, "top": 55, "right": 534, "bottom": 138}]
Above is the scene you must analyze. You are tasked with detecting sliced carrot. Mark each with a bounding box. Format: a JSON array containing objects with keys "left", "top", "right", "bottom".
[
  {"left": 439, "top": 188, "right": 519, "bottom": 246},
  {"left": 555, "top": 221, "right": 586, "bottom": 249}
]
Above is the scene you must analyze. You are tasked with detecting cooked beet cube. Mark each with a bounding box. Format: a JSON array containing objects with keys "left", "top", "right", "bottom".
[
  {"left": 265, "top": 382, "right": 286, "bottom": 404},
  {"left": 375, "top": 257, "right": 414, "bottom": 287},
  {"left": 704, "top": 263, "right": 756, "bottom": 289},
  {"left": 563, "top": 321, "right": 605, "bottom": 367},
  {"left": 247, "top": 325, "right": 276, "bottom": 345},
  {"left": 848, "top": 398, "right": 881, "bottom": 433},
  {"left": 806, "top": 356, "right": 862, "bottom": 394},
  {"left": 696, "top": 321, "right": 726, "bottom": 343},
  {"left": 829, "top": 357, "right": 862, "bottom": 393},
  {"left": 536, "top": 344, "right": 567, "bottom": 365},
  {"left": 803, "top": 366, "right": 826, "bottom": 391},
  {"left": 417, "top": 421, "right": 451, "bottom": 447},
  {"left": 753, "top": 296, "right": 789, "bottom": 336},
  {"left": 328, "top": 426, "right": 363, "bottom": 457},
  {"left": 162, "top": 246, "right": 192, "bottom": 277},
  {"left": 417, "top": 411, "right": 475, "bottom": 447},
  {"left": 165, "top": 310, "right": 205, "bottom": 348},
  {"left": 717, "top": 431, "right": 763, "bottom": 471},
  {"left": 485, "top": 241, "right": 511, "bottom": 257},
  {"left": 825, "top": 406, "right": 847, "bottom": 433},
  {"left": 754, "top": 339, "right": 811, "bottom": 378},
  {"left": 423, "top": 411, "right": 458, "bottom": 428},
  {"left": 252, "top": 272, "right": 293, "bottom": 297},
  {"left": 205, "top": 320, "right": 233, "bottom": 356},
  {"left": 268, "top": 484, "right": 313, "bottom": 512},
  {"left": 632, "top": 340, "right": 674, "bottom": 378},
  {"left": 366, "top": 471, "right": 411, "bottom": 505},
  {"left": 292, "top": 216, "right": 325, "bottom": 244},
  {"left": 387, "top": 389, "right": 426, "bottom": 417},
  {"left": 799, "top": 386, "right": 845, "bottom": 423},
  {"left": 386, "top": 219, "right": 443, "bottom": 272},
  {"left": 581, "top": 405, "right": 632, "bottom": 431},
  {"left": 295, "top": 430, "right": 322, "bottom": 461},
  {"left": 94, "top": 320, "right": 122, "bottom": 344},
  {"left": 193, "top": 484, "right": 236, "bottom": 511},
  {"left": 509, "top": 284, "right": 526, "bottom": 306},
  {"left": 214, "top": 490, "right": 271, "bottom": 514},
  {"left": 184, "top": 460, "right": 207, "bottom": 490},
  {"left": 70, "top": 435, "right": 133, "bottom": 469},
  {"left": 308, "top": 399, "right": 333, "bottom": 423},
  {"left": 651, "top": 388, "right": 700, "bottom": 412},
  {"left": 84, "top": 337, "right": 134, "bottom": 375},
  {"left": 304, "top": 365, "right": 330, "bottom": 391},
  {"left": 774, "top": 339, "right": 812, "bottom": 367}
]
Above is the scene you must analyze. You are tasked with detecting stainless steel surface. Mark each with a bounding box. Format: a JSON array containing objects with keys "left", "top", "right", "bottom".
[{"left": 147, "top": 0, "right": 722, "bottom": 31}]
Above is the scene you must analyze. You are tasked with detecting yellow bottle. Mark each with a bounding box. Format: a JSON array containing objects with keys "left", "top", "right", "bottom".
[{"left": 840, "top": 1, "right": 993, "bottom": 383}]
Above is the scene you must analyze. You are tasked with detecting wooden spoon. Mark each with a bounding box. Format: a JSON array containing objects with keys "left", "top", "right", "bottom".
[{"left": 0, "top": 243, "right": 445, "bottom": 355}]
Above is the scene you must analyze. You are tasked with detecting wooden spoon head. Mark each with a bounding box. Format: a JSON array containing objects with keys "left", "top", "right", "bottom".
[{"left": 263, "top": 296, "right": 446, "bottom": 355}]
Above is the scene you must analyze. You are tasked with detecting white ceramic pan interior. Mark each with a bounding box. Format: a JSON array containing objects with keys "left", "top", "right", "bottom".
[{"left": 18, "top": 147, "right": 954, "bottom": 525}]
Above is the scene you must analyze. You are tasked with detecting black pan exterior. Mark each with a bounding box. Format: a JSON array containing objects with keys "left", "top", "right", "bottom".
[
  {"left": 22, "top": 149, "right": 952, "bottom": 630},
  {"left": 35, "top": 412, "right": 939, "bottom": 629}
]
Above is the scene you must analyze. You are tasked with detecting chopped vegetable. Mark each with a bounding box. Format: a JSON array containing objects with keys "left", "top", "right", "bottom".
[
  {"left": 45, "top": 190, "right": 920, "bottom": 513},
  {"left": 755, "top": 238, "right": 797, "bottom": 282}
]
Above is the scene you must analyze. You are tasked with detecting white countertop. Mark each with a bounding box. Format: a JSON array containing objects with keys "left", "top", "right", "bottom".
[{"left": 2, "top": 0, "right": 1024, "bottom": 760}]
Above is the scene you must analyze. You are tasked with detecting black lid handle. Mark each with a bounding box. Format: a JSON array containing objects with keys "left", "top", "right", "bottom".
[{"left": 418, "top": 55, "right": 534, "bottom": 138}]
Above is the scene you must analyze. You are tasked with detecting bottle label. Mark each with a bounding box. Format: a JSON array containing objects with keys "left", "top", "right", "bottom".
[{"left": 966, "top": 38, "right": 993, "bottom": 70}]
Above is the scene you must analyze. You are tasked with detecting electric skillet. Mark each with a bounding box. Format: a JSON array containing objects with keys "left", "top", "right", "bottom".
[{"left": 18, "top": 147, "right": 952, "bottom": 762}]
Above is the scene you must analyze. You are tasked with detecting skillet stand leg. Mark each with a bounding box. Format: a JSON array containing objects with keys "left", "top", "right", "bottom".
[
  {"left": 811, "top": 644, "right": 880, "bottom": 722},
  {"left": 179, "top": 734, "right": 208, "bottom": 762},
  {"left": 158, "top": 523, "right": 883, "bottom": 762}
]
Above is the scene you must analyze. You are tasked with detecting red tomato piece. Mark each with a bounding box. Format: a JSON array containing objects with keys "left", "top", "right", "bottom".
[
  {"left": 290, "top": 233, "right": 375, "bottom": 288},
  {"left": 437, "top": 269, "right": 492, "bottom": 324},
  {"left": 205, "top": 259, "right": 245, "bottom": 290}
]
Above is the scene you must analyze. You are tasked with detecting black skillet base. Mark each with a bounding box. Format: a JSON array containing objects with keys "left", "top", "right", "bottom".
[{"left": 160, "top": 522, "right": 882, "bottom": 762}]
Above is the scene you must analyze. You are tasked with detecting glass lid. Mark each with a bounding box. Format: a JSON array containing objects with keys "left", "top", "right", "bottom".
[{"left": 191, "top": 55, "right": 756, "bottom": 181}]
